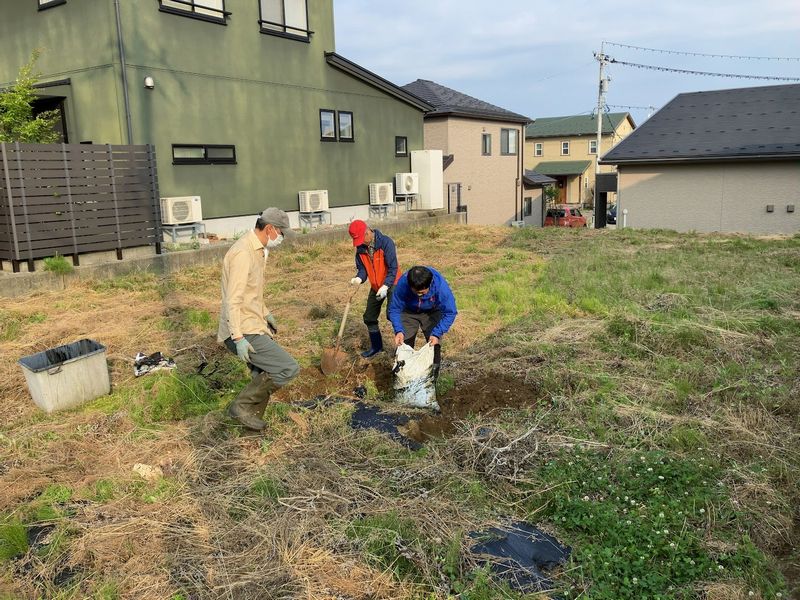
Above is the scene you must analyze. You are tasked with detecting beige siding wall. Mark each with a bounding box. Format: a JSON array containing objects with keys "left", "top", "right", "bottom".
[
  {"left": 618, "top": 162, "right": 800, "bottom": 234},
  {"left": 423, "top": 117, "right": 522, "bottom": 225}
]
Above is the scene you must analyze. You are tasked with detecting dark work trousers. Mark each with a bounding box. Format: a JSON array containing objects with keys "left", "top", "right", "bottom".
[
  {"left": 400, "top": 309, "right": 442, "bottom": 367},
  {"left": 224, "top": 333, "right": 300, "bottom": 387},
  {"left": 363, "top": 286, "right": 394, "bottom": 333}
]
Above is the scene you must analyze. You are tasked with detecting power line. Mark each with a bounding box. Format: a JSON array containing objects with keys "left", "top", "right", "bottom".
[
  {"left": 604, "top": 42, "right": 800, "bottom": 62},
  {"left": 609, "top": 59, "right": 800, "bottom": 82},
  {"left": 607, "top": 103, "right": 657, "bottom": 111}
]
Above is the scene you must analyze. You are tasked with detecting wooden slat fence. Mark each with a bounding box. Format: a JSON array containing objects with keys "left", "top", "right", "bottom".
[{"left": 0, "top": 142, "right": 162, "bottom": 272}]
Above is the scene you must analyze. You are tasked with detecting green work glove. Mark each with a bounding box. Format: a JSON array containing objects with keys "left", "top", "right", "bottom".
[
  {"left": 266, "top": 313, "right": 278, "bottom": 334},
  {"left": 234, "top": 337, "right": 255, "bottom": 363}
]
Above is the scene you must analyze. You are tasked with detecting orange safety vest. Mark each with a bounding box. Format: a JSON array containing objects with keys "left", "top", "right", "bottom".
[{"left": 358, "top": 249, "right": 401, "bottom": 292}]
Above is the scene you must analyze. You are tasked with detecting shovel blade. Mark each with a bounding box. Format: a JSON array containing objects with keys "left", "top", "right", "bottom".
[{"left": 321, "top": 347, "right": 349, "bottom": 375}]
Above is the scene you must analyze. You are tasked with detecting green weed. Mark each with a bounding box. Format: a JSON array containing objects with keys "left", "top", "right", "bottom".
[
  {"left": 0, "top": 519, "right": 28, "bottom": 561},
  {"left": 531, "top": 449, "right": 787, "bottom": 598},
  {"left": 347, "top": 511, "right": 421, "bottom": 579},
  {"left": 132, "top": 372, "right": 221, "bottom": 424},
  {"left": 42, "top": 253, "right": 73, "bottom": 274}
]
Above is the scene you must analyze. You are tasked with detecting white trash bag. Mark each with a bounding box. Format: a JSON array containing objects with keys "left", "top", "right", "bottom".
[{"left": 392, "top": 343, "right": 439, "bottom": 410}]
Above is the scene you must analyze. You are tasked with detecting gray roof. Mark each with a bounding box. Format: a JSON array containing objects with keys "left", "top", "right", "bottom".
[
  {"left": 325, "top": 53, "right": 433, "bottom": 112},
  {"left": 401, "top": 79, "right": 530, "bottom": 123},
  {"left": 602, "top": 83, "right": 800, "bottom": 164},
  {"left": 526, "top": 112, "right": 633, "bottom": 138},
  {"left": 523, "top": 170, "right": 556, "bottom": 186}
]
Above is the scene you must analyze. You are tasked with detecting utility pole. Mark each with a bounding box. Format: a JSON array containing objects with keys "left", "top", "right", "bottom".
[{"left": 593, "top": 47, "right": 610, "bottom": 224}]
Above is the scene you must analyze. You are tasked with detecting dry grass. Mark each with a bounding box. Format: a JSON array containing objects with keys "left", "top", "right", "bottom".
[{"left": 1, "top": 225, "right": 798, "bottom": 599}]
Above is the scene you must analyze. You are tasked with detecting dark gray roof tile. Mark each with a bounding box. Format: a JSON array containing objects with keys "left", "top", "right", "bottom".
[
  {"left": 602, "top": 83, "right": 800, "bottom": 164},
  {"left": 401, "top": 79, "right": 530, "bottom": 123}
]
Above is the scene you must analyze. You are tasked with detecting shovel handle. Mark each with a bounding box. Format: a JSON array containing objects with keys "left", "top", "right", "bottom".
[{"left": 336, "top": 301, "right": 351, "bottom": 342}]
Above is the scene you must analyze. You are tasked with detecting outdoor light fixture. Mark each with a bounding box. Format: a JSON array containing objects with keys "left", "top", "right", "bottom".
[{"left": 144, "top": 76, "right": 155, "bottom": 89}]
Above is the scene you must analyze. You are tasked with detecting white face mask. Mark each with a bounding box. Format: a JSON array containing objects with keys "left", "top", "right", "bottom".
[{"left": 266, "top": 233, "right": 283, "bottom": 249}]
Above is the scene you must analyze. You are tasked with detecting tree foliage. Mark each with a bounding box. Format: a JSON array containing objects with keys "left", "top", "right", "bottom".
[{"left": 0, "top": 50, "right": 60, "bottom": 143}]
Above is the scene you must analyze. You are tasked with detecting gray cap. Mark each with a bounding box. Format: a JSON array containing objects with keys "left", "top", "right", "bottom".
[{"left": 259, "top": 207, "right": 295, "bottom": 237}]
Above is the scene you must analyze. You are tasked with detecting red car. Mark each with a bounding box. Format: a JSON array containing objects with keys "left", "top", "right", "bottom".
[{"left": 544, "top": 205, "right": 588, "bottom": 227}]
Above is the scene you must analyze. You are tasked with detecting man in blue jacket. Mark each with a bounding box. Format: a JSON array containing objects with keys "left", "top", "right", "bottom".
[
  {"left": 349, "top": 220, "right": 401, "bottom": 358},
  {"left": 388, "top": 265, "right": 457, "bottom": 379}
]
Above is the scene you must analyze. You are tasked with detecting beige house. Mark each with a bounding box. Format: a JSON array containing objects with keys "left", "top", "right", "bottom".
[
  {"left": 525, "top": 113, "right": 635, "bottom": 205},
  {"left": 402, "top": 80, "right": 531, "bottom": 225},
  {"left": 601, "top": 84, "right": 800, "bottom": 234}
]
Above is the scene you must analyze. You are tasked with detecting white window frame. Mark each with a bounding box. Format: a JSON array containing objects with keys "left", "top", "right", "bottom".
[
  {"left": 534, "top": 142, "right": 543, "bottom": 157},
  {"left": 159, "top": 0, "right": 228, "bottom": 23},
  {"left": 482, "top": 133, "right": 492, "bottom": 156},
  {"left": 500, "top": 128, "right": 518, "bottom": 156},
  {"left": 588, "top": 139, "right": 597, "bottom": 154},
  {"left": 561, "top": 141, "right": 570, "bottom": 156}
]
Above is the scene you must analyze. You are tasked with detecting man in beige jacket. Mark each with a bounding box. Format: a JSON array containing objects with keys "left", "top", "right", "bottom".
[{"left": 218, "top": 208, "right": 299, "bottom": 430}]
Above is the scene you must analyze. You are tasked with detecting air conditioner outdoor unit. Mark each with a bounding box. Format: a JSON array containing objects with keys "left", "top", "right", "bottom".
[
  {"left": 395, "top": 172, "right": 419, "bottom": 195},
  {"left": 298, "top": 189, "right": 329, "bottom": 213},
  {"left": 369, "top": 182, "right": 393, "bottom": 205},
  {"left": 160, "top": 196, "right": 202, "bottom": 225}
]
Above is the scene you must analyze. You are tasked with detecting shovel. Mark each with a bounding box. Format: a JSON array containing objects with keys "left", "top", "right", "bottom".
[{"left": 321, "top": 287, "right": 359, "bottom": 376}]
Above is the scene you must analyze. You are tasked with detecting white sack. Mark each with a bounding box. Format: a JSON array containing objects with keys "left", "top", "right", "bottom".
[{"left": 392, "top": 343, "right": 439, "bottom": 410}]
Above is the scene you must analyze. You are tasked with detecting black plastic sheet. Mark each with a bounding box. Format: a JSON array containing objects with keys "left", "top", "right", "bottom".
[{"left": 469, "top": 521, "right": 571, "bottom": 593}]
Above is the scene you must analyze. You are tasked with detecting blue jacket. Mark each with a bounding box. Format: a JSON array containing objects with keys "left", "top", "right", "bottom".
[
  {"left": 354, "top": 229, "right": 399, "bottom": 289},
  {"left": 388, "top": 267, "right": 458, "bottom": 338}
]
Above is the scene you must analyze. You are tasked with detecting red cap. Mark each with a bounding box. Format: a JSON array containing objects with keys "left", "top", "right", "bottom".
[{"left": 348, "top": 219, "right": 368, "bottom": 246}]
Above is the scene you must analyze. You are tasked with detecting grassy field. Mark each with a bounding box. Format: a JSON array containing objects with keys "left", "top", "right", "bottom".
[{"left": 0, "top": 225, "right": 798, "bottom": 599}]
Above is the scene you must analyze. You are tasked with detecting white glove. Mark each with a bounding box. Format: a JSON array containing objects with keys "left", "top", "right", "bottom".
[
  {"left": 350, "top": 277, "right": 362, "bottom": 286},
  {"left": 376, "top": 285, "right": 389, "bottom": 300}
]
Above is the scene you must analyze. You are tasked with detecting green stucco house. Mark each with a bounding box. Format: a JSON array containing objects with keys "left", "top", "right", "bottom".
[{"left": 0, "top": 0, "right": 431, "bottom": 235}]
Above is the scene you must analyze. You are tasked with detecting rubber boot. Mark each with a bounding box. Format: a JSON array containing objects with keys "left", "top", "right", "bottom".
[
  {"left": 432, "top": 344, "right": 442, "bottom": 381},
  {"left": 227, "top": 372, "right": 277, "bottom": 430},
  {"left": 361, "top": 331, "right": 384, "bottom": 358}
]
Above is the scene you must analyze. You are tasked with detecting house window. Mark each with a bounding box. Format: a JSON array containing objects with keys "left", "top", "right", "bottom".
[
  {"left": 159, "top": 0, "right": 229, "bottom": 23},
  {"left": 589, "top": 139, "right": 597, "bottom": 154},
  {"left": 523, "top": 197, "right": 532, "bottom": 217},
  {"left": 338, "top": 111, "right": 354, "bottom": 142},
  {"left": 481, "top": 133, "right": 492, "bottom": 156},
  {"left": 172, "top": 144, "right": 236, "bottom": 164},
  {"left": 534, "top": 142, "right": 543, "bottom": 157},
  {"left": 500, "top": 128, "right": 518, "bottom": 155},
  {"left": 259, "top": 0, "right": 312, "bottom": 41},
  {"left": 39, "top": 0, "right": 66, "bottom": 9},
  {"left": 395, "top": 136, "right": 408, "bottom": 157},
  {"left": 319, "top": 109, "right": 336, "bottom": 141},
  {"left": 561, "top": 141, "right": 570, "bottom": 155}
]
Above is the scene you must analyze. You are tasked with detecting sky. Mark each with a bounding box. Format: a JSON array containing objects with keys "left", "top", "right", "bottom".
[{"left": 333, "top": 0, "right": 800, "bottom": 124}]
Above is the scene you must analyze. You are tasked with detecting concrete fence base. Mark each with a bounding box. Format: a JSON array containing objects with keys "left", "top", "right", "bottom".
[{"left": 0, "top": 212, "right": 465, "bottom": 298}]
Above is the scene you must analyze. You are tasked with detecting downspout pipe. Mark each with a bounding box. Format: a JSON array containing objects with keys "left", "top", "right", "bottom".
[{"left": 114, "top": 0, "right": 133, "bottom": 144}]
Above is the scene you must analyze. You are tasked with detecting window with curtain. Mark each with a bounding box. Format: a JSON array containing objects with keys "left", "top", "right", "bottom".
[
  {"left": 338, "top": 111, "right": 354, "bottom": 142},
  {"left": 259, "top": 0, "right": 310, "bottom": 40},
  {"left": 500, "top": 128, "right": 518, "bottom": 155}
]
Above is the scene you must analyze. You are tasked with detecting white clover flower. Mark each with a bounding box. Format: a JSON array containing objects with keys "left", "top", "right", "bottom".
[
  {"left": 699, "top": 508, "right": 705, "bottom": 514},
  {"left": 690, "top": 559, "right": 695, "bottom": 565},
  {"left": 647, "top": 467, "right": 653, "bottom": 472},
  {"left": 658, "top": 475, "right": 665, "bottom": 480},
  {"left": 670, "top": 543, "right": 676, "bottom": 548},
  {"left": 659, "top": 512, "right": 664, "bottom": 518},
  {"left": 626, "top": 520, "right": 632, "bottom": 525},
  {"left": 748, "top": 592, "right": 754, "bottom": 597},
  {"left": 632, "top": 577, "right": 638, "bottom": 584},
  {"left": 718, "top": 565, "right": 724, "bottom": 571},
  {"left": 583, "top": 495, "right": 590, "bottom": 501},
  {"left": 663, "top": 529, "right": 669, "bottom": 534},
  {"left": 624, "top": 496, "right": 629, "bottom": 501}
]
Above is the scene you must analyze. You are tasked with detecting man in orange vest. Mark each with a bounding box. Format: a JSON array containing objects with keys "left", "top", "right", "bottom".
[{"left": 348, "top": 219, "right": 400, "bottom": 358}]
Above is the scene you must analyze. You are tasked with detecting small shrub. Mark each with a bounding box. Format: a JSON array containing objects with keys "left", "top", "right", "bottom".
[{"left": 43, "top": 254, "right": 73, "bottom": 274}]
